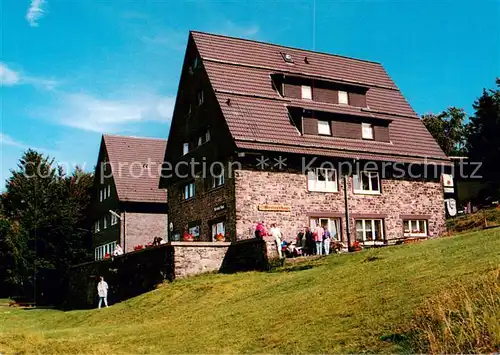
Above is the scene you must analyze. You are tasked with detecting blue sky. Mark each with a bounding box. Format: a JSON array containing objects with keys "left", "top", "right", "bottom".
[{"left": 1, "top": 0, "right": 499, "bottom": 189}]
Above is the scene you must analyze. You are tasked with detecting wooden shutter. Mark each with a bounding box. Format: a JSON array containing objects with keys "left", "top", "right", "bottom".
[
  {"left": 374, "top": 125, "right": 390, "bottom": 142},
  {"left": 348, "top": 92, "right": 367, "bottom": 107},
  {"left": 302, "top": 117, "right": 318, "bottom": 135}
]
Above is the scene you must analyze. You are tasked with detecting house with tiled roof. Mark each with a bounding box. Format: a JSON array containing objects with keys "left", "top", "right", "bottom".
[
  {"left": 160, "top": 31, "right": 450, "bottom": 247},
  {"left": 91, "top": 135, "right": 168, "bottom": 259}
]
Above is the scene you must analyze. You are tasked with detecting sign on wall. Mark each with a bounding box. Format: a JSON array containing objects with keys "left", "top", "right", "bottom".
[
  {"left": 442, "top": 173, "right": 455, "bottom": 194},
  {"left": 257, "top": 204, "right": 292, "bottom": 212}
]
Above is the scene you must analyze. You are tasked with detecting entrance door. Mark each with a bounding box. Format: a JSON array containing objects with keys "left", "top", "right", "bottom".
[{"left": 309, "top": 217, "right": 341, "bottom": 241}]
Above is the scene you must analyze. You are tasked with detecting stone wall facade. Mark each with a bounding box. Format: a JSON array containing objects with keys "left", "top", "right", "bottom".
[
  {"left": 234, "top": 169, "right": 446, "bottom": 243},
  {"left": 172, "top": 242, "right": 230, "bottom": 278},
  {"left": 121, "top": 211, "right": 169, "bottom": 252},
  {"left": 167, "top": 172, "right": 237, "bottom": 243}
]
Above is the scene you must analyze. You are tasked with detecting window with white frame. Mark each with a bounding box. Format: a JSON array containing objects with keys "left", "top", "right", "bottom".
[
  {"left": 307, "top": 168, "right": 338, "bottom": 192},
  {"left": 197, "top": 90, "right": 204, "bottom": 106},
  {"left": 94, "top": 219, "right": 101, "bottom": 233},
  {"left": 353, "top": 171, "right": 380, "bottom": 194},
  {"left": 183, "top": 182, "right": 195, "bottom": 200},
  {"left": 301, "top": 85, "right": 312, "bottom": 100},
  {"left": 111, "top": 212, "right": 118, "bottom": 226},
  {"left": 211, "top": 221, "right": 225, "bottom": 241},
  {"left": 94, "top": 241, "right": 117, "bottom": 260},
  {"left": 403, "top": 219, "right": 428, "bottom": 237},
  {"left": 211, "top": 169, "right": 224, "bottom": 188},
  {"left": 317, "top": 120, "right": 331, "bottom": 135},
  {"left": 183, "top": 143, "right": 189, "bottom": 155},
  {"left": 310, "top": 217, "right": 341, "bottom": 240},
  {"left": 362, "top": 123, "right": 374, "bottom": 140},
  {"left": 338, "top": 90, "right": 349, "bottom": 104},
  {"left": 103, "top": 215, "right": 108, "bottom": 229},
  {"left": 355, "top": 219, "right": 384, "bottom": 243}
]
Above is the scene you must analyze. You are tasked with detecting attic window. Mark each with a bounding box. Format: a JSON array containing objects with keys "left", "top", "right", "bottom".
[{"left": 281, "top": 52, "right": 294, "bottom": 64}]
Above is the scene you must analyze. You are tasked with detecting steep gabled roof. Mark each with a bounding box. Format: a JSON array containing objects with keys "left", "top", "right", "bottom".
[
  {"left": 191, "top": 31, "right": 449, "bottom": 163},
  {"left": 102, "top": 135, "right": 167, "bottom": 204}
]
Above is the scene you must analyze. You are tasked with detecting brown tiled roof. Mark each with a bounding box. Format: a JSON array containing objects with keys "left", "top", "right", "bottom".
[
  {"left": 191, "top": 31, "right": 449, "bottom": 163},
  {"left": 103, "top": 135, "right": 167, "bottom": 203}
]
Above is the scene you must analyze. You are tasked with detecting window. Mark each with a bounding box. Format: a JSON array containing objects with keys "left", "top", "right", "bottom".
[
  {"left": 212, "top": 169, "right": 224, "bottom": 188},
  {"left": 317, "top": 120, "right": 331, "bottom": 135},
  {"left": 211, "top": 221, "right": 225, "bottom": 242},
  {"left": 193, "top": 56, "right": 198, "bottom": 69},
  {"left": 94, "top": 241, "right": 117, "bottom": 260},
  {"left": 111, "top": 212, "right": 118, "bottom": 226},
  {"left": 301, "top": 85, "right": 312, "bottom": 100},
  {"left": 198, "top": 129, "right": 211, "bottom": 146},
  {"left": 99, "top": 189, "right": 103, "bottom": 202},
  {"left": 281, "top": 52, "right": 294, "bottom": 63},
  {"left": 338, "top": 90, "right": 349, "bottom": 104},
  {"left": 353, "top": 171, "right": 380, "bottom": 194},
  {"left": 183, "top": 143, "right": 189, "bottom": 155},
  {"left": 183, "top": 182, "right": 195, "bottom": 200},
  {"left": 404, "top": 220, "right": 428, "bottom": 237},
  {"left": 107, "top": 185, "right": 111, "bottom": 197},
  {"left": 362, "top": 123, "right": 374, "bottom": 140},
  {"left": 197, "top": 90, "right": 204, "bottom": 106},
  {"left": 103, "top": 215, "right": 108, "bottom": 229},
  {"left": 310, "top": 218, "right": 341, "bottom": 240},
  {"left": 307, "top": 168, "right": 338, "bottom": 192},
  {"left": 95, "top": 220, "right": 101, "bottom": 233},
  {"left": 356, "top": 219, "right": 384, "bottom": 244},
  {"left": 188, "top": 224, "right": 200, "bottom": 238}
]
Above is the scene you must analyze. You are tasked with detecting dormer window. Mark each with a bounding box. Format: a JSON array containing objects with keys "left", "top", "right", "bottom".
[
  {"left": 317, "top": 120, "right": 331, "bottom": 135},
  {"left": 301, "top": 85, "right": 312, "bottom": 100},
  {"left": 281, "top": 52, "right": 294, "bottom": 63},
  {"left": 338, "top": 91, "right": 349, "bottom": 105},
  {"left": 362, "top": 123, "right": 374, "bottom": 140}
]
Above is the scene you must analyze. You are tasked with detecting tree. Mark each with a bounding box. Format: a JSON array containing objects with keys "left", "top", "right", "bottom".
[
  {"left": 422, "top": 107, "right": 467, "bottom": 156},
  {"left": 465, "top": 79, "right": 500, "bottom": 188},
  {"left": 0, "top": 150, "right": 93, "bottom": 304}
]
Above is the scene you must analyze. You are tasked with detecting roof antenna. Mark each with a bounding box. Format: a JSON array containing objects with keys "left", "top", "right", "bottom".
[
  {"left": 304, "top": 56, "right": 310, "bottom": 64},
  {"left": 226, "top": 98, "right": 231, "bottom": 106}
]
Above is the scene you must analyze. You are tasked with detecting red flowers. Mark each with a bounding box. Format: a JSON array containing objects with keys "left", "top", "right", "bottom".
[
  {"left": 215, "top": 233, "right": 225, "bottom": 241},
  {"left": 183, "top": 233, "right": 194, "bottom": 241},
  {"left": 133, "top": 245, "right": 144, "bottom": 251}
]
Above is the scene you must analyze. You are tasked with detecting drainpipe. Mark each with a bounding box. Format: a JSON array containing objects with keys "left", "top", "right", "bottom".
[
  {"left": 123, "top": 211, "right": 126, "bottom": 252},
  {"left": 343, "top": 174, "right": 352, "bottom": 252}
]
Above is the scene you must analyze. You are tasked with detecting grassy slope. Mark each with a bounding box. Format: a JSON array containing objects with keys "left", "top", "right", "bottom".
[{"left": 1, "top": 229, "right": 499, "bottom": 354}]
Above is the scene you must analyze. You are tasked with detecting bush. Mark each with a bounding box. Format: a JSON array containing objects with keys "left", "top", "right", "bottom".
[{"left": 408, "top": 270, "right": 500, "bottom": 353}]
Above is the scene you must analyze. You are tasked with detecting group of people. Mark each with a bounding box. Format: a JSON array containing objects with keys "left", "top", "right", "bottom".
[
  {"left": 255, "top": 221, "right": 342, "bottom": 258},
  {"left": 297, "top": 225, "right": 340, "bottom": 256}
]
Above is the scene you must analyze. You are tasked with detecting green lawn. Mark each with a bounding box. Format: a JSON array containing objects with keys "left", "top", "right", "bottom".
[{"left": 1, "top": 229, "right": 499, "bottom": 354}]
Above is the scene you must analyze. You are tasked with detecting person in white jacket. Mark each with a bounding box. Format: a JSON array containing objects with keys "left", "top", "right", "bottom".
[
  {"left": 97, "top": 276, "right": 109, "bottom": 309},
  {"left": 269, "top": 223, "right": 283, "bottom": 259}
]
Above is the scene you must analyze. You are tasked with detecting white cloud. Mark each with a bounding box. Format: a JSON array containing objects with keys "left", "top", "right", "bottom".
[
  {"left": 0, "top": 133, "right": 25, "bottom": 148},
  {"left": 0, "top": 62, "right": 58, "bottom": 90},
  {"left": 216, "top": 20, "right": 260, "bottom": 38},
  {"left": 0, "top": 132, "right": 52, "bottom": 154},
  {"left": 51, "top": 92, "right": 175, "bottom": 133},
  {"left": 0, "top": 63, "right": 21, "bottom": 86},
  {"left": 26, "top": 0, "right": 47, "bottom": 27}
]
